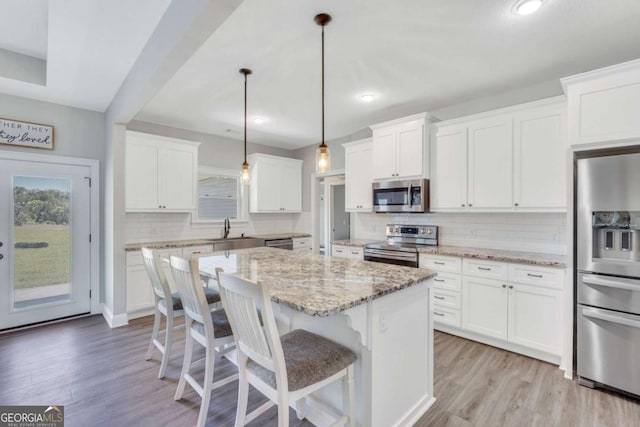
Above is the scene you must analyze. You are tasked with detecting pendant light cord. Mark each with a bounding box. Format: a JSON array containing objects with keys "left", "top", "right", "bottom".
[
  {"left": 321, "top": 25, "right": 325, "bottom": 147},
  {"left": 244, "top": 72, "right": 248, "bottom": 165}
]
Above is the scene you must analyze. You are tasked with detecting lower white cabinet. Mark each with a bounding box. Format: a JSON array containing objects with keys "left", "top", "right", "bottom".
[
  {"left": 421, "top": 253, "right": 565, "bottom": 363},
  {"left": 126, "top": 245, "right": 212, "bottom": 318},
  {"left": 331, "top": 244, "right": 364, "bottom": 260},
  {"left": 293, "top": 237, "right": 312, "bottom": 253},
  {"left": 462, "top": 276, "right": 509, "bottom": 340}
]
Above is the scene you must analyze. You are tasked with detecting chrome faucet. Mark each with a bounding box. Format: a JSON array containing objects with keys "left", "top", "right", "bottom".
[{"left": 223, "top": 217, "right": 230, "bottom": 239}]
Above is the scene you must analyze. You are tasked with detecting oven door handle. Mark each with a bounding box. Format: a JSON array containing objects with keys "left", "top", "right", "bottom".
[
  {"left": 364, "top": 250, "right": 417, "bottom": 261},
  {"left": 582, "top": 276, "right": 640, "bottom": 292},
  {"left": 582, "top": 307, "right": 640, "bottom": 329}
]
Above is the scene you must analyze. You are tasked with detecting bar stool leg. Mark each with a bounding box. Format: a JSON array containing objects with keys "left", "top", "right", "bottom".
[{"left": 146, "top": 306, "right": 161, "bottom": 360}]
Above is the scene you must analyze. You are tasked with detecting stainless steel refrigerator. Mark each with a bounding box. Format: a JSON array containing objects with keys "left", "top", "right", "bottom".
[{"left": 576, "top": 149, "right": 640, "bottom": 397}]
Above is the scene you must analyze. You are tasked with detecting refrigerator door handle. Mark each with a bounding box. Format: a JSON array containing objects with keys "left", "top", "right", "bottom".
[
  {"left": 582, "top": 307, "right": 640, "bottom": 329},
  {"left": 582, "top": 275, "right": 640, "bottom": 292}
]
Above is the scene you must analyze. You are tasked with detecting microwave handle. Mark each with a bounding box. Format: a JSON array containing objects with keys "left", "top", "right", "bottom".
[{"left": 408, "top": 184, "right": 412, "bottom": 206}]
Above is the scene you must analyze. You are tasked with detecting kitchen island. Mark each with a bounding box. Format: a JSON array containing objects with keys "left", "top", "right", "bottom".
[{"left": 198, "top": 247, "right": 437, "bottom": 427}]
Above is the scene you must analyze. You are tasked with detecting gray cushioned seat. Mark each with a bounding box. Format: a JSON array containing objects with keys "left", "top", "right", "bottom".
[
  {"left": 246, "top": 329, "right": 357, "bottom": 392},
  {"left": 193, "top": 309, "right": 233, "bottom": 338},
  {"left": 168, "top": 288, "right": 221, "bottom": 311}
]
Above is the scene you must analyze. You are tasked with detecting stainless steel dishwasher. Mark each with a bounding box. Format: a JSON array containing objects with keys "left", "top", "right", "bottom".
[{"left": 264, "top": 238, "right": 293, "bottom": 250}]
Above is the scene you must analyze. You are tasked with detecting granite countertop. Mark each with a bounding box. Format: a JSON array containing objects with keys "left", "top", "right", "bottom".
[
  {"left": 125, "top": 239, "right": 216, "bottom": 252},
  {"left": 331, "top": 239, "right": 380, "bottom": 248},
  {"left": 418, "top": 245, "right": 567, "bottom": 268},
  {"left": 198, "top": 247, "right": 436, "bottom": 316},
  {"left": 247, "top": 232, "right": 311, "bottom": 240}
]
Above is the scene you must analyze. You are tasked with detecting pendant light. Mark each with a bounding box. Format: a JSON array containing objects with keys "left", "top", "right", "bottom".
[
  {"left": 240, "top": 68, "right": 252, "bottom": 185},
  {"left": 315, "top": 13, "right": 332, "bottom": 174}
]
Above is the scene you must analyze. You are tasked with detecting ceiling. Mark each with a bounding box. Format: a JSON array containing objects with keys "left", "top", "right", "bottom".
[
  {"left": 0, "top": 0, "right": 171, "bottom": 111},
  {"left": 136, "top": 0, "right": 640, "bottom": 150}
]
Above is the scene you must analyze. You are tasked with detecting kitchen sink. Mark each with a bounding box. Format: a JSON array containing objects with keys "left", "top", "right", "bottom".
[{"left": 206, "top": 237, "right": 264, "bottom": 251}]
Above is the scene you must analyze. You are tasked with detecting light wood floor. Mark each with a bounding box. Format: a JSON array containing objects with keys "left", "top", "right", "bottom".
[{"left": 1, "top": 315, "right": 638, "bottom": 426}]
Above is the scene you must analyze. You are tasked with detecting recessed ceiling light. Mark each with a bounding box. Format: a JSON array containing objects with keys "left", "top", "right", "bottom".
[
  {"left": 360, "top": 93, "right": 376, "bottom": 102},
  {"left": 513, "top": 0, "right": 543, "bottom": 16},
  {"left": 253, "top": 117, "right": 267, "bottom": 124}
]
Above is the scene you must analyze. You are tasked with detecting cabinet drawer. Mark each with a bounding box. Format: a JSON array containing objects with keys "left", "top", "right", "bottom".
[
  {"left": 433, "top": 306, "right": 461, "bottom": 328},
  {"left": 332, "top": 245, "right": 348, "bottom": 258},
  {"left": 463, "top": 258, "right": 508, "bottom": 280},
  {"left": 433, "top": 289, "right": 461, "bottom": 310},
  {"left": 183, "top": 245, "right": 213, "bottom": 257},
  {"left": 420, "top": 255, "right": 462, "bottom": 273},
  {"left": 509, "top": 264, "right": 564, "bottom": 289},
  {"left": 347, "top": 247, "right": 363, "bottom": 259},
  {"left": 293, "top": 247, "right": 312, "bottom": 253},
  {"left": 293, "top": 238, "right": 311, "bottom": 248},
  {"left": 432, "top": 272, "right": 462, "bottom": 292}
]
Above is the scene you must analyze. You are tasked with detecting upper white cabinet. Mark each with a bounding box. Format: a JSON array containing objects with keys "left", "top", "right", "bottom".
[
  {"left": 126, "top": 131, "right": 200, "bottom": 212},
  {"left": 468, "top": 116, "right": 513, "bottom": 209},
  {"left": 343, "top": 139, "right": 373, "bottom": 211},
  {"left": 248, "top": 153, "right": 302, "bottom": 213},
  {"left": 370, "top": 113, "right": 432, "bottom": 180},
  {"left": 431, "top": 98, "right": 567, "bottom": 212},
  {"left": 513, "top": 104, "right": 567, "bottom": 209},
  {"left": 562, "top": 59, "right": 640, "bottom": 148}
]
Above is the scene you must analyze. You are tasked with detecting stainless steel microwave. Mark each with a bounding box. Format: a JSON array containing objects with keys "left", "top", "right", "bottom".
[{"left": 372, "top": 179, "right": 430, "bottom": 213}]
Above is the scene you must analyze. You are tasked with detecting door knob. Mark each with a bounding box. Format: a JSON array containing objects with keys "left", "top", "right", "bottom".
[
  {"left": 0, "top": 254, "right": 3, "bottom": 260},
  {"left": 0, "top": 241, "right": 3, "bottom": 247}
]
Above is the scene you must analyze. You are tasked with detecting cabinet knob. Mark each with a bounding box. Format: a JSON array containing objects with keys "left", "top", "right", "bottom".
[
  {"left": 461, "top": 204, "right": 465, "bottom": 207},
  {"left": 509, "top": 285, "right": 514, "bottom": 289},
  {"left": 514, "top": 203, "right": 519, "bottom": 207},
  {"left": 468, "top": 203, "right": 473, "bottom": 207},
  {"left": 502, "top": 284, "right": 507, "bottom": 288}
]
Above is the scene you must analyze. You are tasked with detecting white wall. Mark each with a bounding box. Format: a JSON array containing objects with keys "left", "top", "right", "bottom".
[
  {"left": 124, "top": 121, "right": 301, "bottom": 243},
  {"left": 0, "top": 92, "right": 107, "bottom": 298}
]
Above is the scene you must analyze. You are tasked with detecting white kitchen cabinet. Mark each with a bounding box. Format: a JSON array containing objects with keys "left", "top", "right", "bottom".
[
  {"left": 344, "top": 139, "right": 373, "bottom": 211},
  {"left": 462, "top": 276, "right": 509, "bottom": 340},
  {"left": 421, "top": 254, "right": 463, "bottom": 328},
  {"left": 126, "top": 131, "right": 199, "bottom": 212},
  {"left": 248, "top": 154, "right": 302, "bottom": 213},
  {"left": 507, "top": 283, "right": 562, "bottom": 355},
  {"left": 562, "top": 59, "right": 640, "bottom": 148},
  {"left": 370, "top": 113, "right": 431, "bottom": 180},
  {"left": 513, "top": 105, "right": 567, "bottom": 210},
  {"left": 432, "top": 98, "right": 568, "bottom": 212},
  {"left": 467, "top": 116, "right": 513, "bottom": 209},
  {"left": 432, "top": 125, "right": 467, "bottom": 209},
  {"left": 331, "top": 244, "right": 363, "bottom": 260},
  {"left": 292, "top": 237, "right": 312, "bottom": 253}
]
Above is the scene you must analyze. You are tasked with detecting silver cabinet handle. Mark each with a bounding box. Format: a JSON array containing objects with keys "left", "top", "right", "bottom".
[
  {"left": 433, "top": 278, "right": 444, "bottom": 282},
  {"left": 478, "top": 266, "right": 491, "bottom": 271},
  {"left": 434, "top": 261, "right": 445, "bottom": 265},
  {"left": 582, "top": 307, "right": 640, "bottom": 329},
  {"left": 434, "top": 296, "right": 445, "bottom": 300},
  {"left": 527, "top": 273, "right": 543, "bottom": 278},
  {"left": 434, "top": 312, "right": 445, "bottom": 317},
  {"left": 351, "top": 251, "right": 359, "bottom": 255}
]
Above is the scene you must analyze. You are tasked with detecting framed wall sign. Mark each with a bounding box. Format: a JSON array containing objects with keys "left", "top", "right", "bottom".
[{"left": 0, "top": 117, "right": 54, "bottom": 150}]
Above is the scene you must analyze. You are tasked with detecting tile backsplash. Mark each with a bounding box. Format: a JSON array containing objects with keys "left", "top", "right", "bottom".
[
  {"left": 125, "top": 212, "right": 301, "bottom": 243},
  {"left": 353, "top": 212, "right": 567, "bottom": 255}
]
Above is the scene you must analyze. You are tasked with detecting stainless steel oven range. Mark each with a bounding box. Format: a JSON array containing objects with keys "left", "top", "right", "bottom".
[
  {"left": 364, "top": 224, "right": 437, "bottom": 268},
  {"left": 576, "top": 149, "right": 640, "bottom": 397}
]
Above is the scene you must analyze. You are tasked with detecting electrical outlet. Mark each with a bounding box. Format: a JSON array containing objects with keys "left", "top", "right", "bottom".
[{"left": 379, "top": 314, "right": 388, "bottom": 332}]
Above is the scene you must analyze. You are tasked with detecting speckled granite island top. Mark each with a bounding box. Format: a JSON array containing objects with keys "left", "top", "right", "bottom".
[
  {"left": 331, "top": 239, "right": 380, "bottom": 248},
  {"left": 418, "top": 245, "right": 567, "bottom": 268},
  {"left": 198, "top": 247, "right": 436, "bottom": 317}
]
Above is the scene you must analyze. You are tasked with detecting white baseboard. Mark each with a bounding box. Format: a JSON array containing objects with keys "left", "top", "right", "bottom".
[
  {"left": 397, "top": 395, "right": 436, "bottom": 427},
  {"left": 102, "top": 303, "right": 129, "bottom": 328}
]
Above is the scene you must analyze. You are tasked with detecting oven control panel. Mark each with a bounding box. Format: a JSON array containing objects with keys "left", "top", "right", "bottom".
[{"left": 386, "top": 224, "right": 438, "bottom": 239}]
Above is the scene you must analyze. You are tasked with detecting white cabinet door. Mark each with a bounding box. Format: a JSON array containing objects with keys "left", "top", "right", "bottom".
[
  {"left": 514, "top": 107, "right": 566, "bottom": 209},
  {"left": 126, "top": 265, "right": 155, "bottom": 313},
  {"left": 507, "top": 283, "right": 562, "bottom": 355},
  {"left": 371, "top": 128, "right": 397, "bottom": 180},
  {"left": 345, "top": 140, "right": 373, "bottom": 211},
  {"left": 462, "top": 276, "right": 508, "bottom": 340},
  {"left": 396, "top": 121, "right": 423, "bottom": 178},
  {"left": 280, "top": 160, "right": 302, "bottom": 212},
  {"left": 160, "top": 144, "right": 197, "bottom": 210},
  {"left": 253, "top": 158, "right": 281, "bottom": 212},
  {"left": 432, "top": 125, "right": 468, "bottom": 209},
  {"left": 126, "top": 141, "right": 159, "bottom": 210},
  {"left": 468, "top": 117, "right": 513, "bottom": 209}
]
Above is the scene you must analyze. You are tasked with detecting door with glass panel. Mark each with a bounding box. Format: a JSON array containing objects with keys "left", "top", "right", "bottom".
[{"left": 0, "top": 158, "right": 91, "bottom": 330}]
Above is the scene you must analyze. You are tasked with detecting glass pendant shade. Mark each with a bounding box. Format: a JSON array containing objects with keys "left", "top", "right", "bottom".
[
  {"left": 316, "top": 144, "right": 330, "bottom": 174},
  {"left": 241, "top": 162, "right": 250, "bottom": 185}
]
